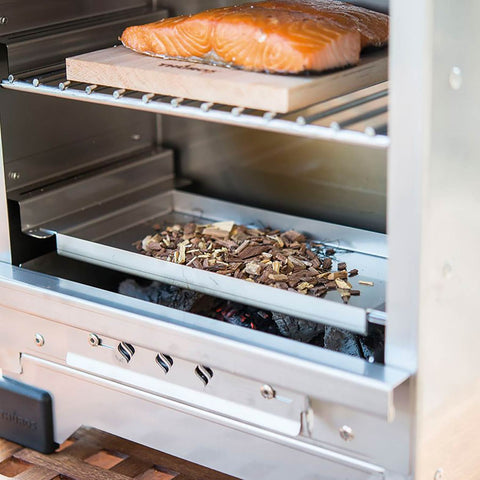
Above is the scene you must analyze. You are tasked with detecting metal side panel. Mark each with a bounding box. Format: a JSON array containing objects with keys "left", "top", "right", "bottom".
[{"left": 0, "top": 264, "right": 409, "bottom": 422}]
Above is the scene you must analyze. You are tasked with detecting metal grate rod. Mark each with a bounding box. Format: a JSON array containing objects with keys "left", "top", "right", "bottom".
[{"left": 297, "top": 89, "right": 388, "bottom": 126}]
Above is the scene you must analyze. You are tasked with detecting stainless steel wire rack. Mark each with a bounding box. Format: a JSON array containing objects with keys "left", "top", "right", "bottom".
[{"left": 2, "top": 70, "right": 389, "bottom": 148}]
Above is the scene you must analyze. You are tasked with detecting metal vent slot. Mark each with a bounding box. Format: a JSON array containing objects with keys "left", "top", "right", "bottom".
[
  {"left": 194, "top": 365, "right": 214, "bottom": 387},
  {"left": 117, "top": 342, "right": 135, "bottom": 363},
  {"left": 155, "top": 353, "right": 174, "bottom": 374}
]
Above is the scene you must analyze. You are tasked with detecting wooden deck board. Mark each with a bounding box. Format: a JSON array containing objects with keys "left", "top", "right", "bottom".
[{"left": 0, "top": 428, "right": 237, "bottom": 480}]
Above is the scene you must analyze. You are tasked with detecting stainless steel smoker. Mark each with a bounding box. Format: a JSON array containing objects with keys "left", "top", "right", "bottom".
[{"left": 0, "top": 1, "right": 478, "bottom": 479}]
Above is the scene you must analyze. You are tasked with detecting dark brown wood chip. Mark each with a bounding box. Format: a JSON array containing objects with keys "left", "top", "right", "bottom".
[
  {"left": 322, "top": 258, "right": 332, "bottom": 270},
  {"left": 238, "top": 245, "right": 269, "bottom": 259}
]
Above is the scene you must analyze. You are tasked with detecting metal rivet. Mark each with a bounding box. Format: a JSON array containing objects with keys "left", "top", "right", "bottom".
[
  {"left": 339, "top": 425, "right": 354, "bottom": 442},
  {"left": 34, "top": 333, "right": 45, "bottom": 347},
  {"left": 131, "top": 134, "right": 141, "bottom": 141},
  {"left": 442, "top": 262, "right": 452, "bottom": 279},
  {"left": 0, "top": 17, "right": 8, "bottom": 25},
  {"left": 434, "top": 468, "right": 444, "bottom": 480},
  {"left": 8, "top": 172, "right": 20, "bottom": 180},
  {"left": 449, "top": 66, "right": 462, "bottom": 90},
  {"left": 260, "top": 384, "right": 276, "bottom": 399},
  {"left": 88, "top": 333, "right": 100, "bottom": 347}
]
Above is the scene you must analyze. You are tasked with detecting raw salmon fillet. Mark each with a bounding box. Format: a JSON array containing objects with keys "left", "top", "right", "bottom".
[{"left": 121, "top": 1, "right": 388, "bottom": 74}]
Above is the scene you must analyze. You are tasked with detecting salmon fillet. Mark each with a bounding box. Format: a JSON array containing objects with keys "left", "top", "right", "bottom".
[
  {"left": 121, "top": 1, "right": 388, "bottom": 74},
  {"left": 256, "top": 0, "right": 389, "bottom": 48}
]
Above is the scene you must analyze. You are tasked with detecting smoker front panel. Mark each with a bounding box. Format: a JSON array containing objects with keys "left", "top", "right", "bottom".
[
  {"left": 0, "top": 263, "right": 411, "bottom": 477},
  {"left": 16, "top": 355, "right": 387, "bottom": 480},
  {"left": 0, "top": 264, "right": 408, "bottom": 420}
]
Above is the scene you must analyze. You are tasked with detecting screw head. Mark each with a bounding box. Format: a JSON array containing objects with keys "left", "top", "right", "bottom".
[
  {"left": 0, "top": 17, "right": 8, "bottom": 25},
  {"left": 34, "top": 333, "right": 45, "bottom": 347},
  {"left": 88, "top": 333, "right": 100, "bottom": 347},
  {"left": 8, "top": 172, "right": 20, "bottom": 180},
  {"left": 434, "top": 469, "right": 444, "bottom": 480},
  {"left": 339, "top": 425, "right": 355, "bottom": 442},
  {"left": 260, "top": 384, "right": 276, "bottom": 400},
  {"left": 449, "top": 66, "right": 462, "bottom": 90}
]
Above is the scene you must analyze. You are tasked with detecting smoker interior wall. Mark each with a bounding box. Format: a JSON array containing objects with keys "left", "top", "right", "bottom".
[
  {"left": 163, "top": 117, "right": 387, "bottom": 233},
  {"left": 128, "top": 0, "right": 389, "bottom": 17},
  {"left": 0, "top": 0, "right": 150, "bottom": 35},
  {"left": 0, "top": 90, "right": 158, "bottom": 189},
  {"left": 0, "top": 0, "right": 389, "bottom": 36}
]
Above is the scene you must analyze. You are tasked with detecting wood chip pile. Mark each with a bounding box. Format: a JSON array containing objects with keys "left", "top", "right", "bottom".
[{"left": 136, "top": 221, "right": 360, "bottom": 303}]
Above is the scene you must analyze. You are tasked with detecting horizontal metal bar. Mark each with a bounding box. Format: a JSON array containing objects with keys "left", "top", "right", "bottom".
[
  {"left": 298, "top": 89, "right": 388, "bottom": 125},
  {"left": 1, "top": 79, "right": 390, "bottom": 149},
  {"left": 335, "top": 106, "right": 389, "bottom": 129}
]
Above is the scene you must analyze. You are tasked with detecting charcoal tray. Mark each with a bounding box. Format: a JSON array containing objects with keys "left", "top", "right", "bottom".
[{"left": 46, "top": 190, "right": 387, "bottom": 334}]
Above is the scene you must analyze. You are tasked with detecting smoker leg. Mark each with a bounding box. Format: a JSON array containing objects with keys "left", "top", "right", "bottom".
[{"left": 0, "top": 376, "right": 57, "bottom": 453}]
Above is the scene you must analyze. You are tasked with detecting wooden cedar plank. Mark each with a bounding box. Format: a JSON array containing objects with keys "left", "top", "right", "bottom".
[
  {"left": 13, "top": 449, "right": 131, "bottom": 480},
  {"left": 15, "top": 465, "right": 59, "bottom": 480},
  {"left": 75, "top": 428, "right": 238, "bottom": 480},
  {"left": 66, "top": 46, "right": 388, "bottom": 113}
]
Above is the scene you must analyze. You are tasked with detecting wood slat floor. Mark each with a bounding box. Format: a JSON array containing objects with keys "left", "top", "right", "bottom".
[{"left": 0, "top": 427, "right": 238, "bottom": 480}]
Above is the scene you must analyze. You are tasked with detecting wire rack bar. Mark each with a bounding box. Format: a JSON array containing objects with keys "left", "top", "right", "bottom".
[{"left": 2, "top": 73, "right": 390, "bottom": 148}]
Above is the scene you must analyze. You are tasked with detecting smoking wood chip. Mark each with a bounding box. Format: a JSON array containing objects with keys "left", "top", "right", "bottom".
[
  {"left": 238, "top": 245, "right": 269, "bottom": 259},
  {"left": 245, "top": 262, "right": 263, "bottom": 276},
  {"left": 322, "top": 258, "right": 333, "bottom": 270},
  {"left": 142, "top": 235, "right": 154, "bottom": 251},
  {"left": 213, "top": 220, "right": 235, "bottom": 232},
  {"left": 178, "top": 240, "right": 190, "bottom": 264},
  {"left": 234, "top": 239, "right": 250, "bottom": 255},
  {"left": 337, "top": 262, "right": 347, "bottom": 271},
  {"left": 272, "top": 261, "right": 282, "bottom": 274},
  {"left": 297, "top": 282, "right": 314, "bottom": 291},
  {"left": 335, "top": 278, "right": 352, "bottom": 290},
  {"left": 338, "top": 288, "right": 351, "bottom": 303},
  {"left": 288, "top": 255, "right": 307, "bottom": 269},
  {"left": 202, "top": 227, "right": 230, "bottom": 240},
  {"left": 267, "top": 235, "right": 284, "bottom": 248},
  {"left": 318, "top": 272, "right": 331, "bottom": 279},
  {"left": 348, "top": 269, "right": 359, "bottom": 277},
  {"left": 359, "top": 280, "right": 375, "bottom": 286},
  {"left": 268, "top": 274, "right": 289, "bottom": 282},
  {"left": 327, "top": 271, "right": 348, "bottom": 280},
  {"left": 283, "top": 230, "right": 306, "bottom": 243}
]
